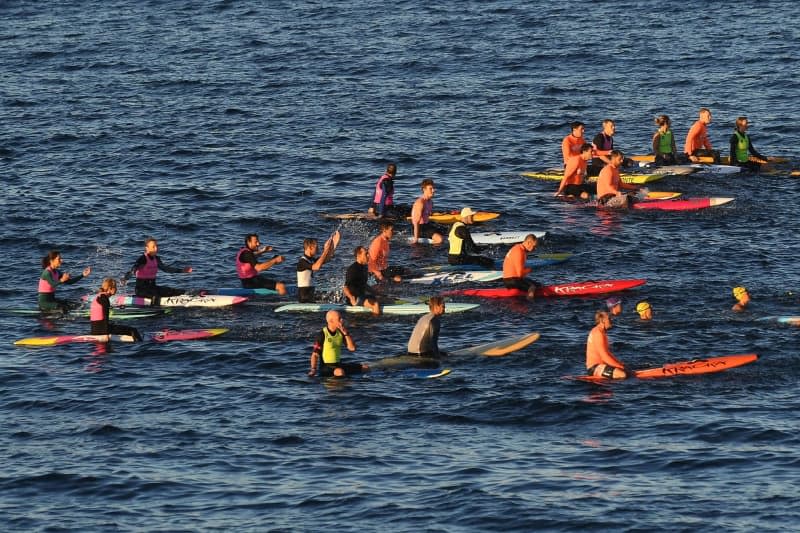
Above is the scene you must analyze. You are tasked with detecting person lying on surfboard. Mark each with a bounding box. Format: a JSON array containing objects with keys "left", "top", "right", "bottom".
[
  {"left": 636, "top": 300, "right": 653, "bottom": 320},
  {"left": 407, "top": 296, "right": 447, "bottom": 357},
  {"left": 296, "top": 231, "right": 341, "bottom": 303},
  {"left": 368, "top": 221, "right": 409, "bottom": 282},
  {"left": 652, "top": 114, "right": 677, "bottom": 166},
  {"left": 235, "top": 233, "right": 287, "bottom": 296},
  {"left": 308, "top": 310, "right": 368, "bottom": 378},
  {"left": 596, "top": 150, "right": 642, "bottom": 209},
  {"left": 91, "top": 278, "right": 143, "bottom": 341},
  {"left": 123, "top": 237, "right": 192, "bottom": 301},
  {"left": 586, "top": 310, "right": 629, "bottom": 379},
  {"left": 38, "top": 250, "right": 92, "bottom": 312},
  {"left": 343, "top": 246, "right": 381, "bottom": 315},
  {"left": 502, "top": 234, "right": 541, "bottom": 299},
  {"left": 410, "top": 178, "right": 444, "bottom": 245},
  {"left": 447, "top": 208, "right": 494, "bottom": 268},
  {"left": 729, "top": 117, "right": 768, "bottom": 172},
  {"left": 555, "top": 143, "right": 596, "bottom": 200},
  {"left": 732, "top": 286, "right": 750, "bottom": 312}
]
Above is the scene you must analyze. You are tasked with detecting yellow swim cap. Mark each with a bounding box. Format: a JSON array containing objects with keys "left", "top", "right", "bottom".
[
  {"left": 636, "top": 301, "right": 651, "bottom": 314},
  {"left": 732, "top": 286, "right": 747, "bottom": 299}
]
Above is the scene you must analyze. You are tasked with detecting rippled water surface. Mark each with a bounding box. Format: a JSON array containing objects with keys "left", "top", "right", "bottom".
[{"left": 1, "top": 1, "right": 799, "bottom": 531}]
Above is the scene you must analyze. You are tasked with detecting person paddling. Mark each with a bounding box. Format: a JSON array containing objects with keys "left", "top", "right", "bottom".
[
  {"left": 296, "top": 231, "right": 340, "bottom": 303},
  {"left": 90, "top": 278, "right": 143, "bottom": 341},
  {"left": 38, "top": 250, "right": 91, "bottom": 312},
  {"left": 236, "top": 233, "right": 287, "bottom": 295},
  {"left": 586, "top": 310, "right": 629, "bottom": 379},
  {"left": 308, "top": 310, "right": 368, "bottom": 378}
]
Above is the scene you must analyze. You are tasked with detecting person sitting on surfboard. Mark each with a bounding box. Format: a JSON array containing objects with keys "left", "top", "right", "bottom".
[
  {"left": 606, "top": 297, "right": 622, "bottom": 316},
  {"left": 235, "top": 234, "right": 287, "bottom": 296},
  {"left": 684, "top": 107, "right": 720, "bottom": 163},
  {"left": 296, "top": 231, "right": 340, "bottom": 303},
  {"left": 502, "top": 234, "right": 540, "bottom": 298},
  {"left": 555, "top": 143, "right": 596, "bottom": 200},
  {"left": 410, "top": 179, "right": 444, "bottom": 245},
  {"left": 308, "top": 310, "right": 368, "bottom": 378},
  {"left": 448, "top": 208, "right": 494, "bottom": 268},
  {"left": 368, "top": 221, "right": 409, "bottom": 282},
  {"left": 407, "top": 296, "right": 447, "bottom": 357},
  {"left": 38, "top": 250, "right": 92, "bottom": 312},
  {"left": 586, "top": 310, "right": 629, "bottom": 379},
  {"left": 343, "top": 246, "right": 380, "bottom": 315},
  {"left": 561, "top": 121, "right": 586, "bottom": 166},
  {"left": 596, "top": 150, "right": 641, "bottom": 209},
  {"left": 732, "top": 286, "right": 750, "bottom": 312},
  {"left": 652, "top": 115, "right": 677, "bottom": 166},
  {"left": 588, "top": 119, "right": 621, "bottom": 177},
  {"left": 729, "top": 117, "right": 768, "bottom": 172},
  {"left": 91, "top": 278, "right": 143, "bottom": 341},
  {"left": 123, "top": 237, "right": 192, "bottom": 301},
  {"left": 636, "top": 300, "right": 653, "bottom": 320},
  {"left": 367, "top": 163, "right": 409, "bottom": 218}
]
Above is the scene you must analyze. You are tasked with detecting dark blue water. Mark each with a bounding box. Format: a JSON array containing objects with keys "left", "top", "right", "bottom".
[{"left": 2, "top": 1, "right": 799, "bottom": 531}]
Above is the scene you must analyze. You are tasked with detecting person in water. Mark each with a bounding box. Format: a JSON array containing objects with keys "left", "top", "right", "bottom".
[
  {"left": 561, "top": 121, "right": 586, "bottom": 166},
  {"left": 410, "top": 178, "right": 444, "bottom": 244},
  {"left": 343, "top": 246, "right": 381, "bottom": 315},
  {"left": 596, "top": 150, "right": 641, "bottom": 208},
  {"left": 368, "top": 220, "right": 408, "bottom": 282},
  {"left": 502, "top": 234, "right": 540, "bottom": 298},
  {"left": 606, "top": 296, "right": 622, "bottom": 316},
  {"left": 652, "top": 114, "right": 677, "bottom": 166},
  {"left": 407, "top": 296, "right": 447, "bottom": 357},
  {"left": 555, "top": 143, "right": 596, "bottom": 200},
  {"left": 684, "top": 107, "right": 719, "bottom": 163},
  {"left": 448, "top": 207, "right": 494, "bottom": 268},
  {"left": 368, "top": 162, "right": 408, "bottom": 218},
  {"left": 636, "top": 300, "right": 653, "bottom": 320},
  {"left": 296, "top": 230, "right": 340, "bottom": 303},
  {"left": 236, "top": 233, "right": 287, "bottom": 295},
  {"left": 729, "top": 117, "right": 767, "bottom": 172},
  {"left": 123, "top": 238, "right": 192, "bottom": 301},
  {"left": 732, "top": 286, "right": 750, "bottom": 312},
  {"left": 90, "top": 278, "right": 143, "bottom": 341},
  {"left": 586, "top": 310, "right": 629, "bottom": 379},
  {"left": 38, "top": 250, "right": 92, "bottom": 312},
  {"left": 308, "top": 309, "right": 368, "bottom": 378}
]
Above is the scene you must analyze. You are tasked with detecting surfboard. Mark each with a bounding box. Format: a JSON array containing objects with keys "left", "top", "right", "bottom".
[
  {"left": 110, "top": 294, "right": 247, "bottom": 308},
  {"left": 632, "top": 197, "right": 734, "bottom": 211},
  {"left": 444, "top": 279, "right": 646, "bottom": 298},
  {"left": 211, "top": 287, "right": 280, "bottom": 296},
  {"left": 634, "top": 154, "right": 788, "bottom": 165},
  {"left": 406, "top": 270, "right": 503, "bottom": 286},
  {"left": 13, "top": 328, "right": 229, "bottom": 346},
  {"left": 690, "top": 164, "right": 742, "bottom": 175},
  {"left": 274, "top": 302, "right": 479, "bottom": 315},
  {"left": 0, "top": 308, "right": 168, "bottom": 320},
  {"left": 410, "top": 230, "right": 546, "bottom": 246},
  {"left": 522, "top": 168, "right": 666, "bottom": 184},
  {"left": 569, "top": 354, "right": 758, "bottom": 382},
  {"left": 422, "top": 253, "right": 573, "bottom": 273},
  {"left": 407, "top": 211, "right": 500, "bottom": 224},
  {"left": 757, "top": 316, "right": 800, "bottom": 326}
]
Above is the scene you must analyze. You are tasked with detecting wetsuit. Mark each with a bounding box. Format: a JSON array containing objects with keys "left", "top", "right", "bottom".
[
  {"left": 448, "top": 222, "right": 494, "bottom": 268},
  {"left": 407, "top": 312, "right": 443, "bottom": 357},
  {"left": 90, "top": 293, "right": 143, "bottom": 341},
  {"left": 729, "top": 130, "right": 766, "bottom": 172},
  {"left": 344, "top": 261, "right": 374, "bottom": 304},
  {"left": 37, "top": 267, "right": 84, "bottom": 312},
  {"left": 652, "top": 129, "right": 677, "bottom": 166},
  {"left": 684, "top": 120, "right": 719, "bottom": 161},
  {"left": 588, "top": 132, "right": 614, "bottom": 177},
  {"left": 237, "top": 248, "right": 280, "bottom": 290},
  {"left": 312, "top": 327, "right": 363, "bottom": 377},
  {"left": 296, "top": 254, "right": 316, "bottom": 303},
  {"left": 125, "top": 254, "right": 186, "bottom": 299}
]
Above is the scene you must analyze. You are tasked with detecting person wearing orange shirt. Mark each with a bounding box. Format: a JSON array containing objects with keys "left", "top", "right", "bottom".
[
  {"left": 596, "top": 150, "right": 640, "bottom": 208},
  {"left": 684, "top": 107, "right": 719, "bottom": 163},
  {"left": 555, "top": 143, "right": 596, "bottom": 199},
  {"left": 561, "top": 121, "right": 586, "bottom": 166},
  {"left": 368, "top": 220, "right": 406, "bottom": 282},
  {"left": 586, "top": 310, "right": 629, "bottom": 379},
  {"left": 502, "top": 234, "right": 539, "bottom": 298}
]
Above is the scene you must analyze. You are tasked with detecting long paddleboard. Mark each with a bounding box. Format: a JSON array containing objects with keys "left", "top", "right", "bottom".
[
  {"left": 632, "top": 197, "right": 734, "bottom": 211},
  {"left": 13, "top": 328, "right": 229, "bottom": 346},
  {"left": 111, "top": 294, "right": 247, "bottom": 308},
  {"left": 0, "top": 307, "right": 169, "bottom": 320},
  {"left": 569, "top": 354, "right": 758, "bottom": 382},
  {"left": 757, "top": 316, "right": 800, "bottom": 326},
  {"left": 407, "top": 211, "right": 500, "bottom": 224},
  {"left": 633, "top": 154, "right": 788, "bottom": 165},
  {"left": 423, "top": 253, "right": 573, "bottom": 273},
  {"left": 274, "top": 302, "right": 479, "bottom": 315},
  {"left": 444, "top": 279, "right": 646, "bottom": 298},
  {"left": 211, "top": 287, "right": 280, "bottom": 296},
  {"left": 523, "top": 168, "right": 666, "bottom": 184},
  {"left": 690, "top": 164, "right": 742, "bottom": 175},
  {"left": 406, "top": 270, "right": 503, "bottom": 286},
  {"left": 409, "top": 230, "right": 546, "bottom": 245}
]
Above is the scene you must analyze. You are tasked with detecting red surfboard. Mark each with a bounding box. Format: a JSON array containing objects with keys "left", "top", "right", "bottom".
[
  {"left": 444, "top": 279, "right": 646, "bottom": 298},
  {"left": 633, "top": 197, "right": 734, "bottom": 211},
  {"left": 570, "top": 353, "right": 758, "bottom": 382}
]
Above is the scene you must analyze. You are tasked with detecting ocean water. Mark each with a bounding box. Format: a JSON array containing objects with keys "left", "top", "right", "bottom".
[{"left": 1, "top": 1, "right": 799, "bottom": 531}]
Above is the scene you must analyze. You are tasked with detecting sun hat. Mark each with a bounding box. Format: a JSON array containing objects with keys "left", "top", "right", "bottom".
[{"left": 460, "top": 207, "right": 476, "bottom": 218}]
